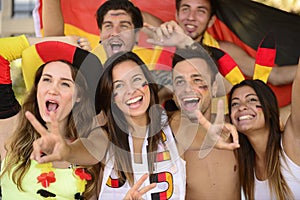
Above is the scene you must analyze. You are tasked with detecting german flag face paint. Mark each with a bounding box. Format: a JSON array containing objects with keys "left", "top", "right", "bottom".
[
  {"left": 230, "top": 86, "right": 266, "bottom": 133},
  {"left": 112, "top": 60, "right": 150, "bottom": 118},
  {"left": 173, "top": 58, "right": 213, "bottom": 120}
]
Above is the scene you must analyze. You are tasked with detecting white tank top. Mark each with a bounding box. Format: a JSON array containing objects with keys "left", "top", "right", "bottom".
[
  {"left": 98, "top": 125, "right": 186, "bottom": 199},
  {"left": 254, "top": 139, "right": 300, "bottom": 200}
]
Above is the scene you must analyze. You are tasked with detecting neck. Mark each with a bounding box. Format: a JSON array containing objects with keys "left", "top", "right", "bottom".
[
  {"left": 46, "top": 119, "right": 68, "bottom": 138},
  {"left": 127, "top": 115, "right": 148, "bottom": 138}
]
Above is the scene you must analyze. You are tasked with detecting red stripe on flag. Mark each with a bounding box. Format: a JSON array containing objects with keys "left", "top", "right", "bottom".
[
  {"left": 0, "top": 56, "right": 11, "bottom": 84},
  {"left": 208, "top": 18, "right": 257, "bottom": 58},
  {"left": 256, "top": 48, "right": 276, "bottom": 67},
  {"left": 218, "top": 54, "right": 238, "bottom": 76}
]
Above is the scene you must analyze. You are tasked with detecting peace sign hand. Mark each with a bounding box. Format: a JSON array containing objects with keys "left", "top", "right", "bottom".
[
  {"left": 196, "top": 100, "right": 240, "bottom": 159},
  {"left": 25, "top": 111, "right": 71, "bottom": 163},
  {"left": 124, "top": 174, "right": 156, "bottom": 200}
]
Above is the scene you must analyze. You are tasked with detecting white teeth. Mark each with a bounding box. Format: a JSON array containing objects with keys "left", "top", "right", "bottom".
[
  {"left": 126, "top": 96, "right": 142, "bottom": 105},
  {"left": 238, "top": 115, "right": 253, "bottom": 121},
  {"left": 183, "top": 97, "right": 199, "bottom": 102},
  {"left": 186, "top": 24, "right": 196, "bottom": 29}
]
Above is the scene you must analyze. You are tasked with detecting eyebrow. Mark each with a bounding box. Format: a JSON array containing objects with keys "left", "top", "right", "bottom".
[
  {"left": 42, "top": 74, "right": 74, "bottom": 83},
  {"left": 231, "top": 93, "right": 257, "bottom": 101},
  {"left": 113, "top": 73, "right": 144, "bottom": 84},
  {"left": 181, "top": 4, "right": 209, "bottom": 10}
]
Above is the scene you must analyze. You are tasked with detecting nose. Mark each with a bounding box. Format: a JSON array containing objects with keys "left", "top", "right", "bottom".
[
  {"left": 126, "top": 82, "right": 138, "bottom": 95},
  {"left": 187, "top": 10, "right": 196, "bottom": 20},
  {"left": 238, "top": 102, "right": 249, "bottom": 111},
  {"left": 184, "top": 82, "right": 194, "bottom": 92},
  {"left": 111, "top": 26, "right": 121, "bottom": 36},
  {"left": 48, "top": 83, "right": 59, "bottom": 95}
]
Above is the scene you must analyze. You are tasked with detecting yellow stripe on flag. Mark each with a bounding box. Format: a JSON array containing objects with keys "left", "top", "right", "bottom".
[
  {"left": 225, "top": 67, "right": 245, "bottom": 85},
  {"left": 253, "top": 64, "right": 272, "bottom": 83}
]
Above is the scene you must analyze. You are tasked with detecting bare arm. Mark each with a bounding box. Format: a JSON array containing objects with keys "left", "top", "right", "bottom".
[
  {"left": 27, "top": 36, "right": 79, "bottom": 46},
  {"left": 220, "top": 41, "right": 296, "bottom": 85},
  {"left": 283, "top": 58, "right": 300, "bottom": 166},
  {"left": 26, "top": 111, "right": 108, "bottom": 166},
  {"left": 142, "top": 12, "right": 163, "bottom": 27},
  {"left": 42, "top": 0, "right": 64, "bottom": 36}
]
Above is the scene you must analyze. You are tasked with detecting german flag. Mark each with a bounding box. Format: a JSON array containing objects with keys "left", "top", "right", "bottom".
[
  {"left": 253, "top": 33, "right": 276, "bottom": 83},
  {"left": 33, "top": 0, "right": 300, "bottom": 107},
  {"left": 209, "top": 46, "right": 245, "bottom": 85},
  {"left": 207, "top": 0, "right": 300, "bottom": 107}
]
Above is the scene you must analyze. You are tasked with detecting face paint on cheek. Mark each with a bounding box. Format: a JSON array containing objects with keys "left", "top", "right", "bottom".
[
  {"left": 256, "top": 104, "right": 262, "bottom": 110},
  {"left": 142, "top": 81, "right": 148, "bottom": 88},
  {"left": 113, "top": 92, "right": 118, "bottom": 98}
]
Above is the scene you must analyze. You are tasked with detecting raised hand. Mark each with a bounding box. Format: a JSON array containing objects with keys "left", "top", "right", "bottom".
[
  {"left": 26, "top": 111, "right": 71, "bottom": 163},
  {"left": 142, "top": 21, "right": 194, "bottom": 48},
  {"left": 196, "top": 100, "right": 240, "bottom": 159},
  {"left": 123, "top": 174, "right": 156, "bottom": 200}
]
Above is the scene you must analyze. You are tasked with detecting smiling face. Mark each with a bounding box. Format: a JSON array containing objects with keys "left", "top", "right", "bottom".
[
  {"left": 173, "top": 58, "right": 215, "bottom": 120},
  {"left": 112, "top": 60, "right": 150, "bottom": 120},
  {"left": 101, "top": 10, "right": 136, "bottom": 57},
  {"left": 230, "top": 86, "right": 266, "bottom": 134},
  {"left": 37, "top": 61, "right": 79, "bottom": 125},
  {"left": 176, "top": 0, "right": 215, "bottom": 42}
]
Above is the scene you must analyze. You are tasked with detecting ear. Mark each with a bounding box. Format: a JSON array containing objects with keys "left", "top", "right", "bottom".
[
  {"left": 135, "top": 31, "right": 140, "bottom": 45},
  {"left": 212, "top": 78, "right": 218, "bottom": 98},
  {"left": 75, "top": 97, "right": 81, "bottom": 103},
  {"left": 208, "top": 15, "right": 216, "bottom": 28}
]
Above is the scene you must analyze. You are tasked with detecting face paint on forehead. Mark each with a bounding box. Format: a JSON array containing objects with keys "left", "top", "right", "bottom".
[{"left": 109, "top": 11, "right": 128, "bottom": 17}]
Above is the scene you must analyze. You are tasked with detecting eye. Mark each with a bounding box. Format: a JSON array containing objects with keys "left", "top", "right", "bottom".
[
  {"left": 42, "top": 77, "right": 51, "bottom": 82},
  {"left": 231, "top": 101, "right": 239, "bottom": 108},
  {"left": 194, "top": 78, "right": 208, "bottom": 89},
  {"left": 194, "top": 78, "right": 204, "bottom": 84},
  {"left": 247, "top": 97, "right": 259, "bottom": 104},
  {"left": 197, "top": 8, "right": 207, "bottom": 15},
  {"left": 61, "top": 82, "right": 71, "bottom": 87},
  {"left": 180, "top": 7, "right": 189, "bottom": 13},
  {"left": 175, "top": 79, "right": 186, "bottom": 87},
  {"left": 133, "top": 77, "right": 142, "bottom": 83},
  {"left": 103, "top": 24, "right": 112, "bottom": 30},
  {"left": 120, "top": 24, "right": 131, "bottom": 30},
  {"left": 114, "top": 83, "right": 124, "bottom": 90}
]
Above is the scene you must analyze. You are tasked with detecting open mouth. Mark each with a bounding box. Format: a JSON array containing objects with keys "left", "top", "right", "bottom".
[
  {"left": 181, "top": 97, "right": 200, "bottom": 111},
  {"left": 185, "top": 24, "right": 197, "bottom": 33},
  {"left": 238, "top": 115, "right": 254, "bottom": 121},
  {"left": 126, "top": 96, "right": 143, "bottom": 106},
  {"left": 110, "top": 41, "right": 123, "bottom": 53},
  {"left": 46, "top": 100, "right": 59, "bottom": 112}
]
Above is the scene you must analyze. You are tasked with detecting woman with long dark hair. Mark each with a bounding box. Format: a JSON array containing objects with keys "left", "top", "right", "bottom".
[
  {"left": 228, "top": 59, "right": 300, "bottom": 200},
  {"left": 96, "top": 51, "right": 186, "bottom": 199}
]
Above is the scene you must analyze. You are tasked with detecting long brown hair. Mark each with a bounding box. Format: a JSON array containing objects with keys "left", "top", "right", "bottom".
[
  {"left": 228, "top": 79, "right": 293, "bottom": 200},
  {"left": 1, "top": 60, "right": 98, "bottom": 199},
  {"left": 97, "top": 51, "right": 165, "bottom": 185}
]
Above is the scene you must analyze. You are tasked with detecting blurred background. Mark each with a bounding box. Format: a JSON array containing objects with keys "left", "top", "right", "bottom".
[{"left": 0, "top": 0, "right": 299, "bottom": 103}]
